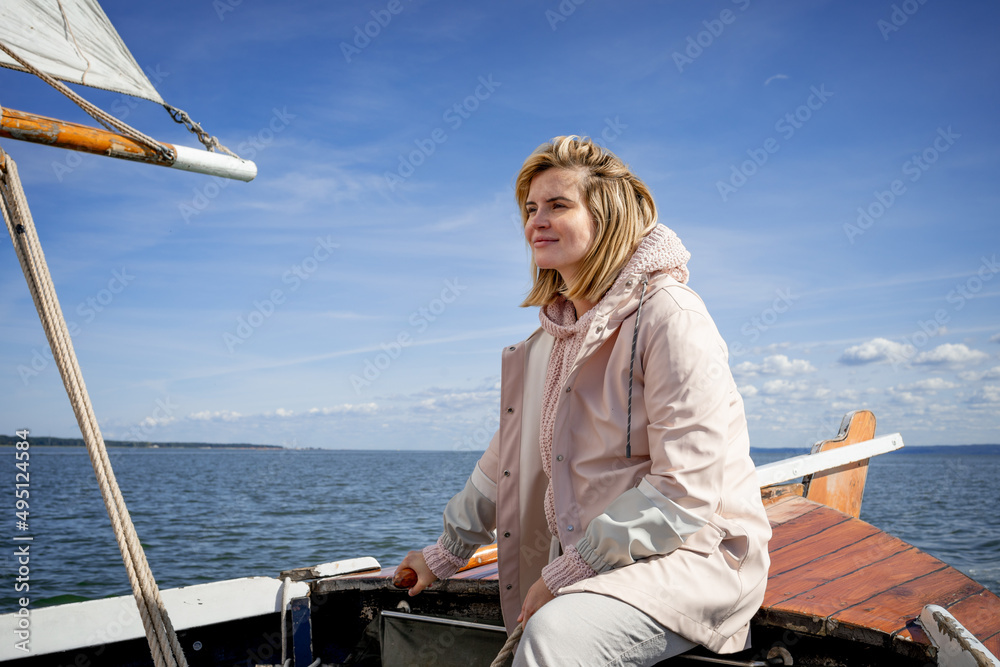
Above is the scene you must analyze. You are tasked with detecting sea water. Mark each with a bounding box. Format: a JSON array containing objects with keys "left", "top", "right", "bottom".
[{"left": 1, "top": 447, "right": 997, "bottom": 613}]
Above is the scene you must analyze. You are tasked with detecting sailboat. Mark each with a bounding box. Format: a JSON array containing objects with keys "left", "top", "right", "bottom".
[
  {"left": 1, "top": 3, "right": 255, "bottom": 666},
  {"left": 1, "top": 3, "right": 998, "bottom": 667},
  {"left": 0, "top": 1, "right": 255, "bottom": 181}
]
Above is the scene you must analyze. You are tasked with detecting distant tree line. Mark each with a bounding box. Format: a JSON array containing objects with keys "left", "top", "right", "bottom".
[{"left": 0, "top": 434, "right": 284, "bottom": 450}]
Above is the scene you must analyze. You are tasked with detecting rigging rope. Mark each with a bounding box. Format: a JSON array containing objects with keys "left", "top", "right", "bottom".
[
  {"left": 164, "top": 104, "right": 239, "bottom": 158},
  {"left": 490, "top": 623, "right": 523, "bottom": 667},
  {"left": 0, "top": 147, "right": 188, "bottom": 667},
  {"left": 0, "top": 40, "right": 173, "bottom": 162}
]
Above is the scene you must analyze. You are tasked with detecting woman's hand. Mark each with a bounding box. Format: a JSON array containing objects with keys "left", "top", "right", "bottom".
[
  {"left": 517, "top": 576, "right": 556, "bottom": 627},
  {"left": 397, "top": 550, "right": 438, "bottom": 597}
]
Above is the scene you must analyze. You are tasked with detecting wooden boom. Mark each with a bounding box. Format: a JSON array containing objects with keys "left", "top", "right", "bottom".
[{"left": 0, "top": 107, "right": 256, "bottom": 182}]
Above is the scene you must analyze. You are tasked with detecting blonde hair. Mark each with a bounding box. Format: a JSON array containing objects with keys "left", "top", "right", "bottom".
[{"left": 516, "top": 136, "right": 657, "bottom": 307}]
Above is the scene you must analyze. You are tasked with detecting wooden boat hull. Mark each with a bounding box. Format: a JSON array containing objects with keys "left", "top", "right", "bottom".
[
  {"left": 2, "top": 414, "right": 996, "bottom": 665},
  {"left": 4, "top": 493, "right": 996, "bottom": 666}
]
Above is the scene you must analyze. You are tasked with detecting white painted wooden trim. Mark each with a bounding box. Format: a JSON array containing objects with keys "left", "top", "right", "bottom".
[
  {"left": 302, "top": 556, "right": 381, "bottom": 579},
  {"left": 919, "top": 604, "right": 1000, "bottom": 666},
  {"left": 0, "top": 576, "right": 308, "bottom": 659},
  {"left": 169, "top": 144, "right": 257, "bottom": 182},
  {"left": 755, "top": 433, "right": 904, "bottom": 488}
]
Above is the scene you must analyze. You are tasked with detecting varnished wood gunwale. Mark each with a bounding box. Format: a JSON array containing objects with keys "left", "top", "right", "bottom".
[
  {"left": 804, "top": 410, "right": 877, "bottom": 518},
  {"left": 761, "top": 494, "right": 1000, "bottom": 655}
]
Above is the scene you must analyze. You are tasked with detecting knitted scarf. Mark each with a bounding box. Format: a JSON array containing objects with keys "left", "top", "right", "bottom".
[{"left": 536, "top": 223, "right": 690, "bottom": 540}]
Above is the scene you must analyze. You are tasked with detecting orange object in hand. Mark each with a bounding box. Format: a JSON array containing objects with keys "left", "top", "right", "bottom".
[{"left": 393, "top": 567, "right": 418, "bottom": 589}]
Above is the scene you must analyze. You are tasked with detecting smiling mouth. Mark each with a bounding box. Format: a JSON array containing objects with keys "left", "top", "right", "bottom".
[{"left": 533, "top": 238, "right": 557, "bottom": 246}]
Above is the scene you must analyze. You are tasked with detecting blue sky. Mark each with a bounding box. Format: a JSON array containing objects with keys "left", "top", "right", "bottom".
[{"left": 2, "top": 0, "right": 998, "bottom": 449}]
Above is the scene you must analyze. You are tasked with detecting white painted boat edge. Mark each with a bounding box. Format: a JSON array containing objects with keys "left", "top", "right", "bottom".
[
  {"left": 0, "top": 575, "right": 309, "bottom": 659},
  {"left": 919, "top": 604, "right": 1000, "bottom": 667},
  {"left": 755, "top": 433, "right": 904, "bottom": 488},
  {"left": 311, "top": 556, "right": 381, "bottom": 578}
]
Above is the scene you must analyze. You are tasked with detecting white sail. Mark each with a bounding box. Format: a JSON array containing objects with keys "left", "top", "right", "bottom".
[{"left": 0, "top": 0, "right": 162, "bottom": 103}]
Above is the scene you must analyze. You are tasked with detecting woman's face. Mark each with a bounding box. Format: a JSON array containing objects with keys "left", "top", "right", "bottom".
[{"left": 524, "top": 168, "right": 595, "bottom": 285}]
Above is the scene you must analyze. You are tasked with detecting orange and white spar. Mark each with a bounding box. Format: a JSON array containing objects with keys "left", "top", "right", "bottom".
[{"left": 0, "top": 106, "right": 256, "bottom": 182}]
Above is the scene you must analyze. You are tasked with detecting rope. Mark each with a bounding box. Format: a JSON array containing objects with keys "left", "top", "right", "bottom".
[
  {"left": 0, "top": 147, "right": 188, "bottom": 667},
  {"left": 0, "top": 40, "right": 174, "bottom": 162},
  {"left": 164, "top": 104, "right": 239, "bottom": 158},
  {"left": 280, "top": 577, "right": 292, "bottom": 667},
  {"left": 490, "top": 623, "right": 523, "bottom": 667}
]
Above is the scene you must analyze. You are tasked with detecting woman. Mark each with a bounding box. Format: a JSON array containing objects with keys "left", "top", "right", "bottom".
[{"left": 399, "top": 136, "right": 771, "bottom": 666}]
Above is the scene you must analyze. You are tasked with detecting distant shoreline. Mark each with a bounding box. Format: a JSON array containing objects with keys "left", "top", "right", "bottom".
[
  {"left": 1, "top": 435, "right": 997, "bottom": 455},
  {"left": 0, "top": 434, "right": 283, "bottom": 450}
]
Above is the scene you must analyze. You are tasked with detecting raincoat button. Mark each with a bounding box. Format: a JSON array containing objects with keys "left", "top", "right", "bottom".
[
  {"left": 506, "top": 407, "right": 514, "bottom": 413},
  {"left": 626, "top": 280, "right": 633, "bottom": 287},
  {"left": 556, "top": 455, "right": 564, "bottom": 461},
  {"left": 509, "top": 346, "right": 515, "bottom": 351},
  {"left": 567, "top": 525, "right": 574, "bottom": 532},
  {"left": 565, "top": 386, "right": 571, "bottom": 393},
  {"left": 504, "top": 531, "right": 510, "bottom": 538},
  {"left": 503, "top": 470, "right": 510, "bottom": 477},
  {"left": 506, "top": 584, "right": 512, "bottom": 590},
  {"left": 596, "top": 325, "right": 603, "bottom": 332}
]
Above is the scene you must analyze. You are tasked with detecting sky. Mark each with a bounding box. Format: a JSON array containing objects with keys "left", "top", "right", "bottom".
[{"left": 1, "top": 0, "right": 998, "bottom": 450}]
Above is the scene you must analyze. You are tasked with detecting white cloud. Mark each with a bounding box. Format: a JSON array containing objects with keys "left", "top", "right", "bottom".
[
  {"left": 409, "top": 388, "right": 499, "bottom": 410},
  {"left": 839, "top": 338, "right": 915, "bottom": 366},
  {"left": 990, "top": 333, "right": 1000, "bottom": 343},
  {"left": 890, "top": 391, "right": 923, "bottom": 405},
  {"left": 913, "top": 343, "right": 989, "bottom": 367},
  {"left": 896, "top": 378, "right": 959, "bottom": 392},
  {"left": 307, "top": 403, "right": 379, "bottom": 415},
  {"left": 959, "top": 366, "right": 1000, "bottom": 382},
  {"left": 189, "top": 410, "right": 244, "bottom": 422},
  {"left": 733, "top": 354, "right": 816, "bottom": 377},
  {"left": 760, "top": 379, "right": 811, "bottom": 396},
  {"left": 764, "top": 74, "right": 789, "bottom": 85},
  {"left": 738, "top": 384, "right": 758, "bottom": 398},
  {"left": 967, "top": 385, "right": 1000, "bottom": 405},
  {"left": 139, "top": 415, "right": 176, "bottom": 427}
]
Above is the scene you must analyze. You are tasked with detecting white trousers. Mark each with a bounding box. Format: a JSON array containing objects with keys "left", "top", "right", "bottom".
[{"left": 512, "top": 592, "right": 696, "bottom": 667}]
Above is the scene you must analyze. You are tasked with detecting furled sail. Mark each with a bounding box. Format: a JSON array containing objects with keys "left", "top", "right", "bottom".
[{"left": 0, "top": 0, "right": 162, "bottom": 103}]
